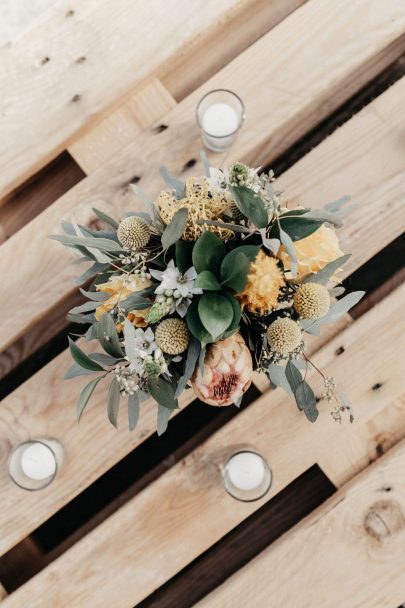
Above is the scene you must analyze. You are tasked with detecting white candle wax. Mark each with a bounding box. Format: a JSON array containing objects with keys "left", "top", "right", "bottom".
[
  {"left": 202, "top": 102, "right": 238, "bottom": 137},
  {"left": 20, "top": 443, "right": 57, "bottom": 481},
  {"left": 227, "top": 452, "right": 265, "bottom": 491}
]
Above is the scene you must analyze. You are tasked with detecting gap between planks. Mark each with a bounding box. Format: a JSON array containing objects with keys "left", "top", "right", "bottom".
[{"left": 0, "top": 282, "right": 403, "bottom": 606}]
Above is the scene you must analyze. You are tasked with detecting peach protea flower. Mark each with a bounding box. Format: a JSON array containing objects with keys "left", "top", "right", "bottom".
[
  {"left": 191, "top": 333, "right": 252, "bottom": 406},
  {"left": 277, "top": 224, "right": 343, "bottom": 281},
  {"left": 237, "top": 250, "right": 285, "bottom": 314},
  {"left": 95, "top": 274, "right": 152, "bottom": 328}
]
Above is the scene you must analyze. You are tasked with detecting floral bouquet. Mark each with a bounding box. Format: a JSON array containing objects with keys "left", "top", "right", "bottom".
[{"left": 52, "top": 157, "right": 364, "bottom": 434}]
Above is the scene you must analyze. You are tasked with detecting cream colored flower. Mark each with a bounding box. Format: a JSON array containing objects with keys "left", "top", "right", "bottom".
[
  {"left": 277, "top": 224, "right": 343, "bottom": 281},
  {"left": 95, "top": 274, "right": 152, "bottom": 328}
]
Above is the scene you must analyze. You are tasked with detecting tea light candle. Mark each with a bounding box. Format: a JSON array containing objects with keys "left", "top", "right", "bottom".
[
  {"left": 20, "top": 442, "right": 57, "bottom": 480},
  {"left": 202, "top": 102, "right": 239, "bottom": 137},
  {"left": 227, "top": 451, "right": 265, "bottom": 491}
]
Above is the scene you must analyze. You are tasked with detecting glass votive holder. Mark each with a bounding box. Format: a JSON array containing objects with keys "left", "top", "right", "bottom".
[
  {"left": 8, "top": 439, "right": 64, "bottom": 491},
  {"left": 222, "top": 449, "right": 272, "bottom": 502},
  {"left": 196, "top": 89, "right": 245, "bottom": 152}
]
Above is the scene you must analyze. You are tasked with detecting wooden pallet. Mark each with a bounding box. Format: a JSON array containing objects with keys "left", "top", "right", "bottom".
[{"left": 0, "top": 1, "right": 404, "bottom": 606}]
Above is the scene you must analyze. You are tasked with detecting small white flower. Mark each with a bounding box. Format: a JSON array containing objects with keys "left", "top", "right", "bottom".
[
  {"left": 134, "top": 326, "right": 156, "bottom": 357},
  {"left": 150, "top": 260, "right": 202, "bottom": 298},
  {"left": 207, "top": 167, "right": 230, "bottom": 192}
]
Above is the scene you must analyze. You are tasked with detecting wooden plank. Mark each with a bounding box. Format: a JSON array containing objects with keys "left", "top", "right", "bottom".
[
  {"left": 0, "top": 0, "right": 244, "bottom": 200},
  {"left": 319, "top": 395, "right": 405, "bottom": 487},
  {"left": 1, "top": 3, "right": 404, "bottom": 363},
  {"left": 196, "top": 439, "right": 405, "bottom": 608},
  {"left": 0, "top": 80, "right": 403, "bottom": 550},
  {"left": 68, "top": 79, "right": 176, "bottom": 173},
  {"left": 1, "top": 284, "right": 403, "bottom": 606},
  {"left": 0, "top": 584, "right": 6, "bottom": 600}
]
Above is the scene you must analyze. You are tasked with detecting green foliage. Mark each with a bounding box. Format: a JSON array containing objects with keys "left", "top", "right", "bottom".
[
  {"left": 161, "top": 207, "right": 188, "bottom": 250},
  {"left": 192, "top": 231, "right": 226, "bottom": 273},
  {"left": 175, "top": 239, "right": 193, "bottom": 273},
  {"left": 194, "top": 270, "right": 222, "bottom": 291},
  {"left": 198, "top": 293, "right": 234, "bottom": 340},
  {"left": 68, "top": 338, "right": 105, "bottom": 372},
  {"left": 92, "top": 208, "right": 119, "bottom": 229},
  {"left": 230, "top": 186, "right": 268, "bottom": 228},
  {"left": 97, "top": 313, "right": 124, "bottom": 358},
  {"left": 77, "top": 374, "right": 107, "bottom": 421},
  {"left": 128, "top": 393, "right": 140, "bottom": 431},
  {"left": 148, "top": 377, "right": 178, "bottom": 410},
  {"left": 269, "top": 209, "right": 323, "bottom": 242},
  {"left": 107, "top": 377, "right": 121, "bottom": 428}
]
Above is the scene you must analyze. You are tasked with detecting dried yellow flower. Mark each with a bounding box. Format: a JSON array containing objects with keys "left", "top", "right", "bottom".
[
  {"left": 293, "top": 282, "right": 330, "bottom": 319},
  {"left": 117, "top": 216, "right": 150, "bottom": 250},
  {"left": 155, "top": 318, "right": 190, "bottom": 355},
  {"left": 95, "top": 274, "right": 151, "bottom": 328},
  {"left": 267, "top": 317, "right": 302, "bottom": 355},
  {"left": 237, "top": 250, "right": 285, "bottom": 314},
  {"left": 158, "top": 178, "right": 233, "bottom": 241},
  {"left": 277, "top": 224, "right": 343, "bottom": 281}
]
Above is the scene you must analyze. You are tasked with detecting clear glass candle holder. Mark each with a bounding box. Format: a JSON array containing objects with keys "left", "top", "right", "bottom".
[
  {"left": 196, "top": 89, "right": 245, "bottom": 152},
  {"left": 8, "top": 439, "right": 64, "bottom": 491},
  {"left": 222, "top": 449, "right": 272, "bottom": 502}
]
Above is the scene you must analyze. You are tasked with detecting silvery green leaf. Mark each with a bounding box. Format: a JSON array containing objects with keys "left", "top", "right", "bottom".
[
  {"left": 196, "top": 219, "right": 252, "bottom": 234},
  {"left": 161, "top": 207, "right": 188, "bottom": 250},
  {"left": 259, "top": 229, "right": 280, "bottom": 255},
  {"left": 92, "top": 208, "right": 119, "bottom": 229},
  {"left": 85, "top": 322, "right": 99, "bottom": 341},
  {"left": 295, "top": 381, "right": 319, "bottom": 422},
  {"left": 267, "top": 363, "right": 293, "bottom": 394},
  {"left": 233, "top": 396, "right": 242, "bottom": 408},
  {"left": 279, "top": 224, "right": 297, "bottom": 277},
  {"left": 66, "top": 312, "right": 96, "bottom": 324},
  {"left": 120, "top": 286, "right": 154, "bottom": 312},
  {"left": 124, "top": 211, "right": 152, "bottom": 223},
  {"left": 200, "top": 150, "right": 211, "bottom": 176},
  {"left": 77, "top": 374, "right": 107, "bottom": 422},
  {"left": 129, "top": 184, "right": 165, "bottom": 232},
  {"left": 160, "top": 166, "right": 185, "bottom": 198},
  {"left": 68, "top": 338, "right": 105, "bottom": 372},
  {"left": 304, "top": 254, "right": 351, "bottom": 285},
  {"left": 89, "top": 353, "right": 119, "bottom": 366},
  {"left": 50, "top": 234, "right": 122, "bottom": 252},
  {"left": 65, "top": 363, "right": 96, "bottom": 380},
  {"left": 291, "top": 359, "right": 307, "bottom": 370},
  {"left": 123, "top": 319, "right": 137, "bottom": 362},
  {"left": 285, "top": 361, "right": 302, "bottom": 396},
  {"left": 324, "top": 195, "right": 351, "bottom": 213},
  {"left": 128, "top": 393, "right": 140, "bottom": 431},
  {"left": 61, "top": 220, "right": 76, "bottom": 236},
  {"left": 299, "top": 319, "right": 321, "bottom": 335},
  {"left": 301, "top": 209, "right": 343, "bottom": 228},
  {"left": 329, "top": 286, "right": 346, "bottom": 297},
  {"left": 198, "top": 346, "right": 206, "bottom": 375},
  {"left": 69, "top": 300, "right": 99, "bottom": 314},
  {"left": 318, "top": 291, "right": 365, "bottom": 324},
  {"left": 75, "top": 262, "right": 110, "bottom": 285},
  {"left": 107, "top": 377, "right": 121, "bottom": 428},
  {"left": 97, "top": 313, "right": 124, "bottom": 358},
  {"left": 157, "top": 403, "right": 172, "bottom": 436},
  {"left": 79, "top": 288, "right": 110, "bottom": 301},
  {"left": 175, "top": 337, "right": 200, "bottom": 398}
]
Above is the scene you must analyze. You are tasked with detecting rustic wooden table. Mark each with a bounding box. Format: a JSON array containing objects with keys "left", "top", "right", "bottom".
[{"left": 0, "top": 1, "right": 404, "bottom": 606}]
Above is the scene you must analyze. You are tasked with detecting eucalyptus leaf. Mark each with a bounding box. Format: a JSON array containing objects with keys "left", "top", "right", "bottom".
[
  {"left": 329, "top": 286, "right": 346, "bottom": 297},
  {"left": 198, "top": 293, "right": 233, "bottom": 339},
  {"left": 97, "top": 313, "right": 124, "bottom": 358},
  {"left": 107, "top": 377, "right": 121, "bottom": 428},
  {"left": 198, "top": 346, "right": 206, "bottom": 374},
  {"left": 92, "top": 208, "right": 119, "bottom": 229},
  {"left": 159, "top": 166, "right": 185, "bottom": 198},
  {"left": 69, "top": 300, "right": 99, "bottom": 314},
  {"left": 50, "top": 234, "right": 122, "bottom": 252},
  {"left": 89, "top": 352, "right": 119, "bottom": 366},
  {"left": 175, "top": 240, "right": 194, "bottom": 273},
  {"left": 295, "top": 381, "right": 319, "bottom": 422},
  {"left": 186, "top": 299, "right": 213, "bottom": 346},
  {"left": 299, "top": 319, "right": 321, "bottom": 335},
  {"left": 129, "top": 184, "right": 165, "bottom": 231},
  {"left": 267, "top": 364, "right": 293, "bottom": 394},
  {"left": 279, "top": 224, "right": 297, "bottom": 277},
  {"left": 66, "top": 312, "right": 96, "bottom": 325},
  {"left": 304, "top": 255, "right": 350, "bottom": 285},
  {"left": 61, "top": 220, "right": 76, "bottom": 236},
  {"left": 128, "top": 392, "right": 140, "bottom": 431},
  {"left": 301, "top": 209, "right": 343, "bottom": 227},
  {"left": 68, "top": 338, "right": 105, "bottom": 372},
  {"left": 285, "top": 360, "right": 302, "bottom": 395},
  {"left": 192, "top": 231, "right": 226, "bottom": 273},
  {"left": 175, "top": 337, "right": 201, "bottom": 398},
  {"left": 230, "top": 186, "right": 268, "bottom": 228},
  {"left": 195, "top": 219, "right": 252, "bottom": 234},
  {"left": 221, "top": 292, "right": 242, "bottom": 334},
  {"left": 120, "top": 286, "right": 155, "bottom": 312},
  {"left": 123, "top": 319, "right": 137, "bottom": 362},
  {"left": 79, "top": 288, "right": 110, "bottom": 302},
  {"left": 161, "top": 207, "right": 188, "bottom": 250},
  {"left": 148, "top": 377, "right": 178, "bottom": 409},
  {"left": 269, "top": 209, "right": 322, "bottom": 241},
  {"left": 195, "top": 270, "right": 222, "bottom": 291},
  {"left": 318, "top": 291, "right": 365, "bottom": 324},
  {"left": 77, "top": 374, "right": 107, "bottom": 421},
  {"left": 157, "top": 403, "right": 172, "bottom": 436},
  {"left": 65, "top": 363, "right": 97, "bottom": 380},
  {"left": 76, "top": 262, "right": 110, "bottom": 285},
  {"left": 220, "top": 252, "right": 250, "bottom": 292}
]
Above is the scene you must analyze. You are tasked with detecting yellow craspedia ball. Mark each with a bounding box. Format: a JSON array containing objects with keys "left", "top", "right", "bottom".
[
  {"left": 267, "top": 317, "right": 302, "bottom": 355},
  {"left": 293, "top": 282, "right": 330, "bottom": 319},
  {"left": 155, "top": 318, "right": 190, "bottom": 355},
  {"left": 117, "top": 216, "right": 150, "bottom": 250}
]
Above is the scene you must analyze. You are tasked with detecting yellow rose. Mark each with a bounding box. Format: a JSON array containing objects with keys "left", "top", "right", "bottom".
[
  {"left": 277, "top": 224, "right": 343, "bottom": 281},
  {"left": 95, "top": 274, "right": 152, "bottom": 328}
]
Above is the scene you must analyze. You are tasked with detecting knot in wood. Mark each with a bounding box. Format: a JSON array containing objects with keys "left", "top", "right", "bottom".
[{"left": 364, "top": 500, "right": 404, "bottom": 541}]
